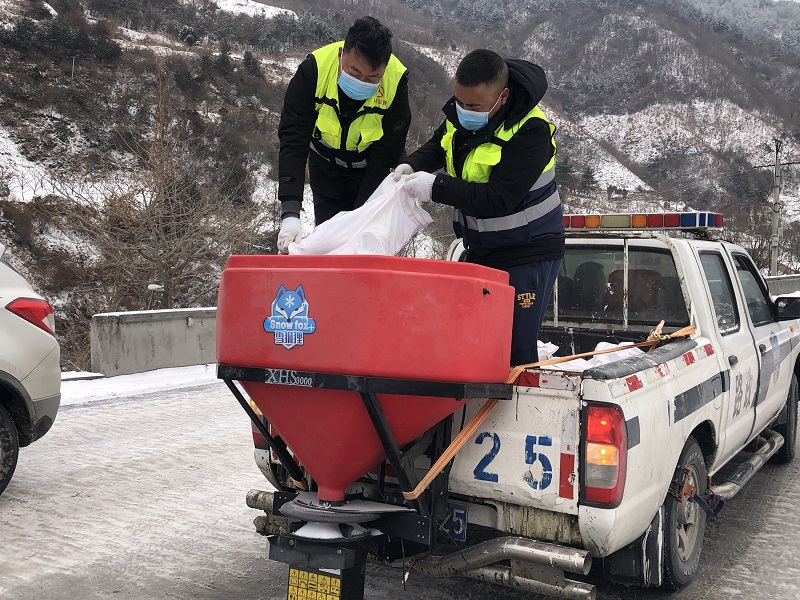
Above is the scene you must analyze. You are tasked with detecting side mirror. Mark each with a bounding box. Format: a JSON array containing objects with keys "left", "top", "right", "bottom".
[{"left": 776, "top": 295, "right": 800, "bottom": 320}]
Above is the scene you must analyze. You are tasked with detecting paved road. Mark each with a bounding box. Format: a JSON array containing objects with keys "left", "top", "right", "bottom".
[{"left": 1, "top": 381, "right": 799, "bottom": 599}]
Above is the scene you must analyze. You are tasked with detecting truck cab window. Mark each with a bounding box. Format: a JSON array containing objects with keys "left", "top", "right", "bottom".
[
  {"left": 733, "top": 254, "right": 774, "bottom": 326},
  {"left": 550, "top": 245, "right": 688, "bottom": 326},
  {"left": 699, "top": 252, "right": 739, "bottom": 335}
]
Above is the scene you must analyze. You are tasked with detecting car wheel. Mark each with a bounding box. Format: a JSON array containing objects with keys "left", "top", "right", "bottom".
[
  {"left": 663, "top": 436, "right": 707, "bottom": 590},
  {"left": 772, "top": 373, "right": 798, "bottom": 464},
  {"left": 0, "top": 404, "right": 20, "bottom": 496}
]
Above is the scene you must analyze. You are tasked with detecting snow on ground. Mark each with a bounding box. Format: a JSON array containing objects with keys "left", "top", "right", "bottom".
[
  {"left": 262, "top": 54, "right": 303, "bottom": 84},
  {"left": 784, "top": 193, "right": 800, "bottom": 221},
  {"left": 409, "top": 44, "right": 461, "bottom": 78},
  {"left": 251, "top": 163, "right": 278, "bottom": 207},
  {"left": 0, "top": 0, "right": 16, "bottom": 21},
  {"left": 116, "top": 26, "right": 196, "bottom": 57},
  {"left": 198, "top": 0, "right": 295, "bottom": 18},
  {"left": 550, "top": 111, "right": 653, "bottom": 192},
  {"left": 116, "top": 27, "right": 198, "bottom": 57},
  {"left": 0, "top": 126, "right": 58, "bottom": 202},
  {"left": 0, "top": 113, "right": 159, "bottom": 212},
  {"left": 61, "top": 364, "right": 218, "bottom": 406},
  {"left": 119, "top": 27, "right": 174, "bottom": 44}
]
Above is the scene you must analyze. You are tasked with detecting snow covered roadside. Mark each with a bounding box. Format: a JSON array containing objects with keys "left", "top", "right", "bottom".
[{"left": 60, "top": 363, "right": 219, "bottom": 406}]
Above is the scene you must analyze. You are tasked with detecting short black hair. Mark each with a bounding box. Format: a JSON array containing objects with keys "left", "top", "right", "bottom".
[
  {"left": 343, "top": 16, "right": 393, "bottom": 70},
  {"left": 455, "top": 49, "right": 508, "bottom": 88}
]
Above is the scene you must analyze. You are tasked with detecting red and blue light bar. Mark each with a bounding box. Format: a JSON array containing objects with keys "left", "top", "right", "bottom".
[{"left": 563, "top": 212, "right": 723, "bottom": 231}]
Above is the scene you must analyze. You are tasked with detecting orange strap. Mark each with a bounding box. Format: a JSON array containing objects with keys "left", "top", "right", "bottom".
[{"left": 401, "top": 322, "right": 695, "bottom": 501}]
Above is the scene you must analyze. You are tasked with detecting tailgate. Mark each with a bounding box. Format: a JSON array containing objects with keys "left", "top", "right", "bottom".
[{"left": 448, "top": 371, "right": 582, "bottom": 514}]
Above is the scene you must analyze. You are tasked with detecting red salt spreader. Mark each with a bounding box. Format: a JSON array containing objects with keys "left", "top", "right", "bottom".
[{"left": 216, "top": 254, "right": 515, "bottom": 599}]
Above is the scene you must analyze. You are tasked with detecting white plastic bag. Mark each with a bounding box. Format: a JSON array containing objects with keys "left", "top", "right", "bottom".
[
  {"left": 288, "top": 175, "right": 433, "bottom": 255},
  {"left": 543, "top": 341, "right": 645, "bottom": 372}
]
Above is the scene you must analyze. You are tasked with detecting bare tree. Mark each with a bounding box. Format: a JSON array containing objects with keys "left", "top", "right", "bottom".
[
  {"left": 724, "top": 203, "right": 773, "bottom": 271},
  {"left": 52, "top": 68, "right": 274, "bottom": 311}
]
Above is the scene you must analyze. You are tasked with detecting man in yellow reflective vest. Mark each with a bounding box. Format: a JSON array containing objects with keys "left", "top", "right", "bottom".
[
  {"left": 394, "top": 49, "right": 564, "bottom": 366},
  {"left": 277, "top": 17, "right": 411, "bottom": 252}
]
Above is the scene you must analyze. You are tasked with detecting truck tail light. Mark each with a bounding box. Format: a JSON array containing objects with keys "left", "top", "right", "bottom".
[
  {"left": 584, "top": 405, "right": 627, "bottom": 506},
  {"left": 6, "top": 297, "right": 56, "bottom": 336}
]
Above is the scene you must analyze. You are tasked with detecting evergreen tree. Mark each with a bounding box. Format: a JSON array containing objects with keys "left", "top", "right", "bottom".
[
  {"left": 580, "top": 166, "right": 598, "bottom": 190},
  {"left": 200, "top": 54, "right": 213, "bottom": 79},
  {"left": 558, "top": 159, "right": 579, "bottom": 190},
  {"left": 214, "top": 39, "right": 232, "bottom": 75},
  {"left": 243, "top": 50, "right": 262, "bottom": 78}
]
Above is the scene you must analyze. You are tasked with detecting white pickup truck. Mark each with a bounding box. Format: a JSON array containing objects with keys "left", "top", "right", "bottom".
[{"left": 237, "top": 212, "right": 800, "bottom": 600}]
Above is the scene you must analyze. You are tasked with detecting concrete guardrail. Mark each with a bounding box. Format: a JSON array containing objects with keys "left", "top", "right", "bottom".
[
  {"left": 91, "top": 308, "right": 216, "bottom": 377},
  {"left": 766, "top": 275, "right": 800, "bottom": 296}
]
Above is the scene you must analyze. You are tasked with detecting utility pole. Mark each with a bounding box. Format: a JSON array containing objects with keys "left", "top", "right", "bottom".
[{"left": 770, "top": 139, "right": 783, "bottom": 276}]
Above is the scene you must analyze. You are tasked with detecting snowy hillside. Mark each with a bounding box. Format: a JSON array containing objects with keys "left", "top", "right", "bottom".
[
  {"left": 578, "top": 99, "right": 800, "bottom": 214},
  {"left": 0, "top": 128, "right": 54, "bottom": 202},
  {"left": 199, "top": 0, "right": 293, "bottom": 18},
  {"left": 0, "top": 0, "right": 295, "bottom": 23},
  {"left": 409, "top": 43, "right": 461, "bottom": 78}
]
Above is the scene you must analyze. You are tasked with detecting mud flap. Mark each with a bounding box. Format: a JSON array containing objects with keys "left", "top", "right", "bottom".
[{"left": 602, "top": 506, "right": 664, "bottom": 587}]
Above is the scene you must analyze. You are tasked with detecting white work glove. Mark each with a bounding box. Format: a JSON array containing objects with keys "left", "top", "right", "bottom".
[
  {"left": 391, "top": 163, "right": 414, "bottom": 182},
  {"left": 277, "top": 216, "right": 302, "bottom": 254},
  {"left": 403, "top": 172, "right": 435, "bottom": 203}
]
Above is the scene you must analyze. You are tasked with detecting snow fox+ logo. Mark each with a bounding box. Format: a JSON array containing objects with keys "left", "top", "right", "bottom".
[{"left": 263, "top": 285, "right": 317, "bottom": 349}]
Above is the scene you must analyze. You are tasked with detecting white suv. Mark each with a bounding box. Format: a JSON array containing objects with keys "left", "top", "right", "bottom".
[{"left": 0, "top": 242, "right": 61, "bottom": 495}]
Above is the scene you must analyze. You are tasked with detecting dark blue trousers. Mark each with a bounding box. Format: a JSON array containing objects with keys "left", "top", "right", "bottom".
[{"left": 506, "top": 259, "right": 561, "bottom": 366}]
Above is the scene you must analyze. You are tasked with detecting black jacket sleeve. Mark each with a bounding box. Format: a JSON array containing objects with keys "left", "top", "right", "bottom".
[
  {"left": 277, "top": 56, "right": 318, "bottom": 215},
  {"left": 405, "top": 121, "right": 448, "bottom": 175},
  {"left": 354, "top": 72, "right": 412, "bottom": 206},
  {"left": 427, "top": 119, "right": 554, "bottom": 219}
]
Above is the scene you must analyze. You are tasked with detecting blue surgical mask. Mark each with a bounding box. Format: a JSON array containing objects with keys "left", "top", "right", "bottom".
[
  {"left": 455, "top": 93, "right": 503, "bottom": 131},
  {"left": 338, "top": 67, "right": 380, "bottom": 101}
]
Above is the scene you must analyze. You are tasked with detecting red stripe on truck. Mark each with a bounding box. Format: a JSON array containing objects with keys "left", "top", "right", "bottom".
[
  {"left": 625, "top": 375, "right": 643, "bottom": 392},
  {"left": 516, "top": 372, "right": 540, "bottom": 388},
  {"left": 559, "top": 453, "right": 575, "bottom": 499}
]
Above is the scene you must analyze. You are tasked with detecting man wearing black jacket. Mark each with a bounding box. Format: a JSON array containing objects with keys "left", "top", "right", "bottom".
[
  {"left": 276, "top": 17, "right": 411, "bottom": 252},
  {"left": 396, "top": 49, "right": 564, "bottom": 366}
]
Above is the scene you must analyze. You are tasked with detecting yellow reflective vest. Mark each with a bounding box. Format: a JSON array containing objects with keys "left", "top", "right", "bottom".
[
  {"left": 311, "top": 42, "right": 407, "bottom": 155},
  {"left": 440, "top": 105, "right": 556, "bottom": 182},
  {"left": 445, "top": 106, "right": 562, "bottom": 254}
]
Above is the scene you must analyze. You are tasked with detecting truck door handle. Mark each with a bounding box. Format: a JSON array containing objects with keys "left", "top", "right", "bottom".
[
  {"left": 728, "top": 355, "right": 738, "bottom": 366},
  {"left": 759, "top": 343, "right": 767, "bottom": 353}
]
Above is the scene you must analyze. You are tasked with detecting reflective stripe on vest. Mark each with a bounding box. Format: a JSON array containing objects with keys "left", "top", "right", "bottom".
[
  {"left": 458, "top": 169, "right": 559, "bottom": 232},
  {"left": 309, "top": 140, "right": 368, "bottom": 169},
  {"left": 311, "top": 42, "right": 406, "bottom": 155}
]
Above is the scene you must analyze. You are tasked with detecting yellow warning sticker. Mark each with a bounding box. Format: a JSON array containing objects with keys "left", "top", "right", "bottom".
[{"left": 286, "top": 568, "right": 341, "bottom": 600}]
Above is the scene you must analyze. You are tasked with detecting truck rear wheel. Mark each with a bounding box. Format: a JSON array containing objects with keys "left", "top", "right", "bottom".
[
  {"left": 772, "top": 373, "right": 798, "bottom": 464},
  {"left": 663, "top": 436, "right": 707, "bottom": 590},
  {"left": 0, "top": 404, "right": 20, "bottom": 496}
]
